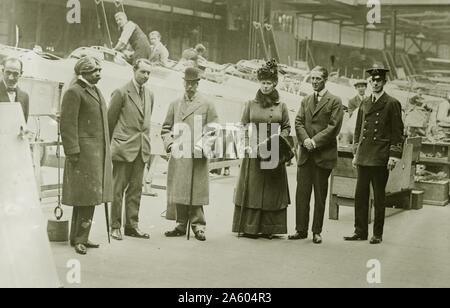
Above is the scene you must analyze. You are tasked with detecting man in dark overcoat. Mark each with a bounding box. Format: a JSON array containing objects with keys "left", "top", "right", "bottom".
[
  {"left": 161, "top": 67, "right": 219, "bottom": 241},
  {"left": 344, "top": 65, "right": 404, "bottom": 244},
  {"left": 0, "top": 57, "right": 29, "bottom": 122},
  {"left": 60, "top": 56, "right": 113, "bottom": 255},
  {"left": 108, "top": 59, "right": 154, "bottom": 241},
  {"left": 289, "top": 66, "right": 344, "bottom": 244}
]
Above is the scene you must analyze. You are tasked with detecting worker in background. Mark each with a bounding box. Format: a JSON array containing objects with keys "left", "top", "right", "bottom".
[
  {"left": 148, "top": 31, "right": 169, "bottom": 67},
  {"left": 195, "top": 43, "right": 208, "bottom": 68},
  {"left": 347, "top": 79, "right": 368, "bottom": 118},
  {"left": 113, "top": 12, "right": 151, "bottom": 64},
  {"left": 0, "top": 57, "right": 29, "bottom": 122},
  {"left": 437, "top": 93, "right": 450, "bottom": 127}
]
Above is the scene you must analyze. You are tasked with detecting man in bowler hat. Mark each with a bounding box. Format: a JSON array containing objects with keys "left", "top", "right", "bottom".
[{"left": 344, "top": 65, "right": 404, "bottom": 244}]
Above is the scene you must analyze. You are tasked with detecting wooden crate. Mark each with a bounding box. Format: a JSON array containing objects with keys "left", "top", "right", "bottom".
[
  {"left": 420, "top": 142, "right": 450, "bottom": 163},
  {"left": 415, "top": 180, "right": 449, "bottom": 206}
]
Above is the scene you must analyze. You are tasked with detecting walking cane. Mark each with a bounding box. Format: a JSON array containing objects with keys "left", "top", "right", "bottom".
[
  {"left": 187, "top": 159, "right": 195, "bottom": 241},
  {"left": 104, "top": 203, "right": 111, "bottom": 244}
]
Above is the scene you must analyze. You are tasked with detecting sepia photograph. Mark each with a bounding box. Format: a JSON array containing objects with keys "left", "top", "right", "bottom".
[{"left": 0, "top": 0, "right": 449, "bottom": 291}]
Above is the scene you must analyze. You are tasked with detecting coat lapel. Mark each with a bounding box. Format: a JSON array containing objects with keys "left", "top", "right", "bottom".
[
  {"left": 181, "top": 94, "right": 203, "bottom": 121},
  {"left": 85, "top": 86, "right": 101, "bottom": 104},
  {"left": 306, "top": 95, "right": 315, "bottom": 118},
  {"left": 366, "top": 93, "right": 387, "bottom": 115},
  {"left": 313, "top": 91, "right": 331, "bottom": 117},
  {"left": 127, "top": 81, "right": 144, "bottom": 116},
  {"left": 0, "top": 82, "right": 10, "bottom": 102}
]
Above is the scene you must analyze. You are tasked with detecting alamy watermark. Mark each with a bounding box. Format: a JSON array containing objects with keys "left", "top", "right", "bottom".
[
  {"left": 366, "top": 0, "right": 381, "bottom": 29},
  {"left": 366, "top": 259, "right": 382, "bottom": 284},
  {"left": 66, "top": 259, "right": 81, "bottom": 284},
  {"left": 66, "top": 0, "right": 81, "bottom": 24},
  {"left": 163, "top": 116, "right": 282, "bottom": 170}
]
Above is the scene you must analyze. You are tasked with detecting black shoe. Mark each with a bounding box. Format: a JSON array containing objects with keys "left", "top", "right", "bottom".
[
  {"left": 313, "top": 234, "right": 322, "bottom": 244},
  {"left": 241, "top": 233, "right": 259, "bottom": 239},
  {"left": 125, "top": 228, "right": 150, "bottom": 239},
  {"left": 370, "top": 236, "right": 383, "bottom": 244},
  {"left": 74, "top": 244, "right": 87, "bottom": 255},
  {"left": 165, "top": 228, "right": 186, "bottom": 237},
  {"left": 85, "top": 241, "right": 100, "bottom": 248},
  {"left": 261, "top": 234, "right": 274, "bottom": 240},
  {"left": 288, "top": 231, "right": 308, "bottom": 240},
  {"left": 194, "top": 230, "right": 206, "bottom": 241},
  {"left": 111, "top": 229, "right": 123, "bottom": 241},
  {"left": 344, "top": 234, "right": 368, "bottom": 241}
]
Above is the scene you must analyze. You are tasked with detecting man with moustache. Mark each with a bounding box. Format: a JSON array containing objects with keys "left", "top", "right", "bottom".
[
  {"left": 0, "top": 57, "right": 29, "bottom": 122},
  {"left": 108, "top": 59, "right": 154, "bottom": 241},
  {"left": 289, "top": 66, "right": 344, "bottom": 244},
  {"left": 161, "top": 67, "right": 219, "bottom": 241},
  {"left": 60, "top": 56, "right": 113, "bottom": 255},
  {"left": 344, "top": 65, "right": 404, "bottom": 244}
]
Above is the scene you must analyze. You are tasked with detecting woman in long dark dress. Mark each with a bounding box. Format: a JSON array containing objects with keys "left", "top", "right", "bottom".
[{"left": 232, "top": 60, "right": 291, "bottom": 238}]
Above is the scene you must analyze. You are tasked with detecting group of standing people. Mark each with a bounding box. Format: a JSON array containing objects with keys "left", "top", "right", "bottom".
[{"left": 3, "top": 43, "right": 404, "bottom": 255}]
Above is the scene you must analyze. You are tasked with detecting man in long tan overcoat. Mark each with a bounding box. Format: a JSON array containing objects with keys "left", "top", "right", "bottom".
[{"left": 161, "top": 67, "right": 219, "bottom": 241}]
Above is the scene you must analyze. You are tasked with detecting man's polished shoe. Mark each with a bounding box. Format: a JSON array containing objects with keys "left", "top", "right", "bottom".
[
  {"left": 165, "top": 228, "right": 186, "bottom": 237},
  {"left": 313, "top": 234, "right": 322, "bottom": 244},
  {"left": 74, "top": 244, "right": 87, "bottom": 255},
  {"left": 369, "top": 236, "right": 383, "bottom": 244},
  {"left": 125, "top": 228, "right": 150, "bottom": 239},
  {"left": 111, "top": 229, "right": 123, "bottom": 241},
  {"left": 85, "top": 241, "right": 100, "bottom": 249},
  {"left": 194, "top": 230, "right": 206, "bottom": 241},
  {"left": 343, "top": 234, "right": 368, "bottom": 241},
  {"left": 288, "top": 231, "right": 308, "bottom": 240}
]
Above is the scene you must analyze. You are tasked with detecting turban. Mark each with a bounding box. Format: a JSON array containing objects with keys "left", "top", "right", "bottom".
[{"left": 74, "top": 56, "right": 101, "bottom": 76}]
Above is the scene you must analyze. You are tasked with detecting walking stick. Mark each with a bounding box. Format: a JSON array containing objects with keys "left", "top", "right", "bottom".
[
  {"left": 187, "top": 159, "right": 195, "bottom": 241},
  {"left": 104, "top": 203, "right": 111, "bottom": 244}
]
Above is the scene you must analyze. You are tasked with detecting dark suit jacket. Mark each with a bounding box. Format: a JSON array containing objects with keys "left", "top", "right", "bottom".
[
  {"left": 353, "top": 92, "right": 404, "bottom": 166},
  {"left": 108, "top": 81, "right": 154, "bottom": 163},
  {"left": 348, "top": 95, "right": 363, "bottom": 117},
  {"left": 0, "top": 81, "right": 29, "bottom": 122},
  {"left": 295, "top": 90, "right": 344, "bottom": 170}
]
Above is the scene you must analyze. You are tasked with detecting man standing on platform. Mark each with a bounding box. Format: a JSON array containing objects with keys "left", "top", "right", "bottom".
[
  {"left": 344, "top": 65, "right": 404, "bottom": 244},
  {"left": 0, "top": 57, "right": 29, "bottom": 122},
  {"left": 288, "top": 66, "right": 344, "bottom": 244},
  {"left": 60, "top": 56, "right": 113, "bottom": 255},
  {"left": 148, "top": 31, "right": 169, "bottom": 67},
  {"left": 108, "top": 59, "right": 154, "bottom": 241}
]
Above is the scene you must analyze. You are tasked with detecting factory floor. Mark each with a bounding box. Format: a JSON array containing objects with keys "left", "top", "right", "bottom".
[{"left": 40, "top": 163, "right": 450, "bottom": 288}]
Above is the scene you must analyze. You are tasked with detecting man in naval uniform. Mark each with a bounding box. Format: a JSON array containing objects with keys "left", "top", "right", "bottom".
[{"left": 344, "top": 65, "right": 404, "bottom": 245}]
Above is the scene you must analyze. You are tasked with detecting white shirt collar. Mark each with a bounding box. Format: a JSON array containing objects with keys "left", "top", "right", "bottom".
[
  {"left": 372, "top": 90, "right": 385, "bottom": 103},
  {"left": 315, "top": 88, "right": 327, "bottom": 98},
  {"left": 132, "top": 78, "right": 143, "bottom": 94}
]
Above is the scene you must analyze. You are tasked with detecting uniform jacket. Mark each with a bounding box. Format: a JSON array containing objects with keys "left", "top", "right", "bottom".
[
  {"left": 296, "top": 90, "right": 344, "bottom": 170},
  {"left": 161, "top": 93, "right": 219, "bottom": 206},
  {"left": 60, "top": 79, "right": 113, "bottom": 207},
  {"left": 353, "top": 92, "right": 404, "bottom": 166},
  {"left": 108, "top": 81, "right": 154, "bottom": 163},
  {"left": 0, "top": 81, "right": 29, "bottom": 122}
]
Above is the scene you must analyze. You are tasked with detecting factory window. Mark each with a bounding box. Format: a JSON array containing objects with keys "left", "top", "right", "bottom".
[{"left": 273, "top": 12, "right": 294, "bottom": 33}]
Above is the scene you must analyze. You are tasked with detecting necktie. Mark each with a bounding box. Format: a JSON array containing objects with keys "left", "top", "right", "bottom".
[
  {"left": 314, "top": 92, "right": 319, "bottom": 106},
  {"left": 139, "top": 87, "right": 145, "bottom": 109},
  {"left": 372, "top": 95, "right": 376, "bottom": 104}
]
